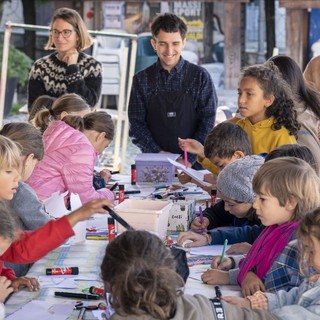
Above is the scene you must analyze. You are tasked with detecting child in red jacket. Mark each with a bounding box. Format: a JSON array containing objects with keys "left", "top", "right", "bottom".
[{"left": 0, "top": 135, "right": 113, "bottom": 293}]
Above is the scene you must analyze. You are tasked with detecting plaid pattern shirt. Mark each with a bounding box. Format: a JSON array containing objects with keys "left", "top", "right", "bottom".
[
  {"left": 128, "top": 58, "right": 217, "bottom": 163},
  {"left": 260, "top": 239, "right": 303, "bottom": 292}
]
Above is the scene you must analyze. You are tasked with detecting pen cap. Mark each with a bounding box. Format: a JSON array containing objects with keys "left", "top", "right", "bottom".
[{"left": 108, "top": 217, "right": 115, "bottom": 225}]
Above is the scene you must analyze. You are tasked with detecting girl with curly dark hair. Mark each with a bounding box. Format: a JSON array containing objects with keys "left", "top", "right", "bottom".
[{"left": 236, "top": 61, "right": 300, "bottom": 155}]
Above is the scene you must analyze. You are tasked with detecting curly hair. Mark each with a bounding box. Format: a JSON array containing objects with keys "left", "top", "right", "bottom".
[
  {"left": 298, "top": 207, "right": 320, "bottom": 277},
  {"left": 101, "top": 230, "right": 184, "bottom": 319},
  {"left": 241, "top": 61, "right": 300, "bottom": 138}
]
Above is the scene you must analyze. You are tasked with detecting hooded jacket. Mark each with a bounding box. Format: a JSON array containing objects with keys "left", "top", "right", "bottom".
[
  {"left": 27, "top": 121, "right": 114, "bottom": 203},
  {"left": 109, "top": 294, "right": 215, "bottom": 320}
]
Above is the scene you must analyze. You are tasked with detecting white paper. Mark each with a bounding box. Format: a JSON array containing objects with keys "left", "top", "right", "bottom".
[
  {"left": 43, "top": 191, "right": 69, "bottom": 218},
  {"left": 43, "top": 192, "right": 85, "bottom": 243},
  {"left": 190, "top": 244, "right": 231, "bottom": 256},
  {"left": 167, "top": 158, "right": 212, "bottom": 187},
  {"left": 38, "top": 276, "right": 77, "bottom": 289},
  {"left": 6, "top": 300, "right": 74, "bottom": 320}
]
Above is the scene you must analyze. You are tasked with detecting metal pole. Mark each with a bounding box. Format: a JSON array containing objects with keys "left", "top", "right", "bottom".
[
  {"left": 0, "top": 23, "right": 12, "bottom": 126},
  {"left": 256, "top": 0, "right": 266, "bottom": 63}
]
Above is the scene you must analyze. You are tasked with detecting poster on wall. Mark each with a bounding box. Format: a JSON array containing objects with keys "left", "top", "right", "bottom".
[
  {"left": 103, "top": 1, "right": 125, "bottom": 29},
  {"left": 308, "top": 9, "right": 320, "bottom": 60},
  {"left": 173, "top": 1, "right": 203, "bottom": 41},
  {"left": 124, "top": 2, "right": 161, "bottom": 34}
]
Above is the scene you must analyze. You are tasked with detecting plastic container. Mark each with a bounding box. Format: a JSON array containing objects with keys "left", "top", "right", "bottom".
[
  {"left": 135, "top": 153, "right": 180, "bottom": 183},
  {"left": 114, "top": 199, "right": 173, "bottom": 240}
]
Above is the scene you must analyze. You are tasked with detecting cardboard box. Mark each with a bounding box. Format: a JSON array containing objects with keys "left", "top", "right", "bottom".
[
  {"left": 167, "top": 199, "right": 196, "bottom": 232},
  {"left": 135, "top": 153, "right": 180, "bottom": 183},
  {"left": 114, "top": 199, "right": 173, "bottom": 239}
]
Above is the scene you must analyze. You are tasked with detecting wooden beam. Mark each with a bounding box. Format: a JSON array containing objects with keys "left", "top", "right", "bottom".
[
  {"left": 285, "top": 8, "right": 309, "bottom": 69},
  {"left": 280, "top": 0, "right": 320, "bottom": 9},
  {"left": 223, "top": 1, "right": 242, "bottom": 89}
]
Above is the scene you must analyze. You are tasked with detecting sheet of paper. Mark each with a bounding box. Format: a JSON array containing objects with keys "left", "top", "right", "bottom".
[
  {"left": 6, "top": 300, "right": 74, "bottom": 320},
  {"left": 190, "top": 244, "right": 231, "bottom": 256},
  {"left": 38, "top": 276, "right": 77, "bottom": 289},
  {"left": 167, "top": 158, "right": 211, "bottom": 187}
]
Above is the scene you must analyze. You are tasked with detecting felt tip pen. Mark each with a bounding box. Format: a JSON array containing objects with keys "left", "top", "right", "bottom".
[
  {"left": 89, "top": 286, "right": 105, "bottom": 296},
  {"left": 86, "top": 235, "right": 108, "bottom": 240},
  {"left": 54, "top": 291, "right": 100, "bottom": 300},
  {"left": 124, "top": 190, "right": 141, "bottom": 195},
  {"left": 219, "top": 239, "right": 228, "bottom": 265},
  {"left": 109, "top": 182, "right": 119, "bottom": 191},
  {"left": 184, "top": 145, "right": 188, "bottom": 169},
  {"left": 110, "top": 170, "right": 120, "bottom": 175}
]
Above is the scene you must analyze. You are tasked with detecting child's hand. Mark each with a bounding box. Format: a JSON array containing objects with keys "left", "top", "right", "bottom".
[
  {"left": 0, "top": 276, "right": 14, "bottom": 302},
  {"left": 190, "top": 217, "right": 209, "bottom": 233},
  {"left": 66, "top": 199, "right": 114, "bottom": 227},
  {"left": 211, "top": 256, "right": 233, "bottom": 270},
  {"left": 11, "top": 276, "right": 39, "bottom": 292},
  {"left": 241, "top": 271, "right": 265, "bottom": 297},
  {"left": 222, "top": 296, "right": 251, "bottom": 308},
  {"left": 178, "top": 138, "right": 205, "bottom": 159},
  {"left": 226, "top": 242, "right": 252, "bottom": 254},
  {"left": 177, "top": 172, "right": 192, "bottom": 184},
  {"left": 203, "top": 173, "right": 217, "bottom": 186},
  {"left": 177, "top": 231, "right": 210, "bottom": 248},
  {"left": 201, "top": 269, "right": 229, "bottom": 285},
  {"left": 98, "top": 169, "right": 112, "bottom": 183}
]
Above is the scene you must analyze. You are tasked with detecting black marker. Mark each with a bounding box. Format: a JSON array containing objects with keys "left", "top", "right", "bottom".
[
  {"left": 54, "top": 291, "right": 100, "bottom": 300},
  {"left": 110, "top": 170, "right": 120, "bottom": 175},
  {"left": 215, "top": 286, "right": 222, "bottom": 299},
  {"left": 124, "top": 190, "right": 141, "bottom": 195},
  {"left": 103, "top": 206, "right": 135, "bottom": 231},
  {"left": 109, "top": 182, "right": 119, "bottom": 191}
]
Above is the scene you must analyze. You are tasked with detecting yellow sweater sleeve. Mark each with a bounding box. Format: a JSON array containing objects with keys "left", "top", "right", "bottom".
[{"left": 197, "top": 156, "right": 219, "bottom": 175}]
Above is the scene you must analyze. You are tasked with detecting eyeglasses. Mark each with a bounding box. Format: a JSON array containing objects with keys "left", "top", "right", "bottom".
[{"left": 50, "top": 29, "right": 75, "bottom": 39}]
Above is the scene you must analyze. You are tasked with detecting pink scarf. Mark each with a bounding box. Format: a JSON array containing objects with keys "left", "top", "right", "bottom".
[{"left": 237, "top": 221, "right": 300, "bottom": 286}]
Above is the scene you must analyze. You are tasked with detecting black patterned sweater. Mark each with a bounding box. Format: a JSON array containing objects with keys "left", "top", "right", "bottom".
[{"left": 27, "top": 52, "right": 102, "bottom": 110}]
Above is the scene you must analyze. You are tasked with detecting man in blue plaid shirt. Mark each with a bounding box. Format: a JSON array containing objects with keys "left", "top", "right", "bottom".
[{"left": 128, "top": 13, "right": 217, "bottom": 166}]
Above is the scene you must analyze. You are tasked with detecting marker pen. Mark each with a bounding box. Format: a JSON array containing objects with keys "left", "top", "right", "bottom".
[
  {"left": 124, "top": 190, "right": 141, "bottom": 195},
  {"left": 109, "top": 182, "right": 119, "bottom": 191},
  {"left": 54, "top": 291, "right": 100, "bottom": 300},
  {"left": 89, "top": 286, "right": 105, "bottom": 296},
  {"left": 46, "top": 267, "right": 79, "bottom": 275}
]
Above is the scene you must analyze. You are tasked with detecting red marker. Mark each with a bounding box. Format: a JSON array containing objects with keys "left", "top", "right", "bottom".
[
  {"left": 46, "top": 267, "right": 79, "bottom": 275},
  {"left": 89, "top": 286, "right": 105, "bottom": 296}
]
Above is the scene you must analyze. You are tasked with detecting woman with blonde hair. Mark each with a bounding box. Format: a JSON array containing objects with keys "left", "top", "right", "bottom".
[{"left": 27, "top": 7, "right": 102, "bottom": 111}]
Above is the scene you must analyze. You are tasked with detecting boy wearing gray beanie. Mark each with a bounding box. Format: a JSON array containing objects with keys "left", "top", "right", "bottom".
[{"left": 177, "top": 155, "right": 264, "bottom": 248}]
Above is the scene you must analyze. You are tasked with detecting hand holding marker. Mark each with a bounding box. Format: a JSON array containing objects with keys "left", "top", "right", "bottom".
[
  {"left": 184, "top": 145, "right": 188, "bottom": 169},
  {"left": 219, "top": 239, "right": 228, "bottom": 265},
  {"left": 199, "top": 206, "right": 205, "bottom": 234}
]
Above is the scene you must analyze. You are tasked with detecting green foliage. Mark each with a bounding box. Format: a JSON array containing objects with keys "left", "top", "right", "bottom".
[
  {"left": 0, "top": 44, "right": 33, "bottom": 85},
  {"left": 9, "top": 102, "right": 23, "bottom": 115}
]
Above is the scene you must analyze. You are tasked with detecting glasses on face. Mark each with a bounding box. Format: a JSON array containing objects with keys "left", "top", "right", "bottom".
[{"left": 50, "top": 29, "right": 75, "bottom": 39}]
